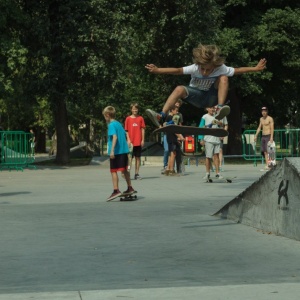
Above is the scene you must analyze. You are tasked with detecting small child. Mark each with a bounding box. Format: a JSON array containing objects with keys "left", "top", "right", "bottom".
[
  {"left": 124, "top": 103, "right": 146, "bottom": 180},
  {"left": 163, "top": 106, "right": 184, "bottom": 176},
  {"left": 102, "top": 106, "right": 135, "bottom": 201}
]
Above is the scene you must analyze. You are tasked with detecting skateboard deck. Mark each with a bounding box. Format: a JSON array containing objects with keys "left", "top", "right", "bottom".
[
  {"left": 154, "top": 125, "right": 228, "bottom": 137},
  {"left": 215, "top": 105, "right": 230, "bottom": 120},
  {"left": 119, "top": 191, "right": 138, "bottom": 201},
  {"left": 107, "top": 191, "right": 138, "bottom": 202},
  {"left": 267, "top": 141, "right": 276, "bottom": 167},
  {"left": 204, "top": 176, "right": 236, "bottom": 183}
]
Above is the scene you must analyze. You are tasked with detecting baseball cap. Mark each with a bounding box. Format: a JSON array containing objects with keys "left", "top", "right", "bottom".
[{"left": 261, "top": 106, "right": 268, "bottom": 111}]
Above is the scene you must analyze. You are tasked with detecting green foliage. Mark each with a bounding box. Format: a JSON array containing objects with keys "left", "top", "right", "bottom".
[{"left": 0, "top": 0, "right": 300, "bottom": 158}]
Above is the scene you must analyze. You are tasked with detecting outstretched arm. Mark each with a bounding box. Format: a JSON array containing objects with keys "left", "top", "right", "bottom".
[
  {"left": 234, "top": 58, "right": 267, "bottom": 75},
  {"left": 145, "top": 64, "right": 183, "bottom": 75}
]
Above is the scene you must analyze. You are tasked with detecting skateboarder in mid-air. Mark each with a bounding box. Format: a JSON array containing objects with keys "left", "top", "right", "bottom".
[
  {"left": 145, "top": 43, "right": 267, "bottom": 127},
  {"left": 103, "top": 106, "right": 136, "bottom": 201}
]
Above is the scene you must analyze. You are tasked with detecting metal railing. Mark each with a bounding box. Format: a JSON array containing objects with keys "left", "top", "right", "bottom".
[
  {"left": 0, "top": 131, "right": 36, "bottom": 171},
  {"left": 242, "top": 129, "right": 300, "bottom": 166}
]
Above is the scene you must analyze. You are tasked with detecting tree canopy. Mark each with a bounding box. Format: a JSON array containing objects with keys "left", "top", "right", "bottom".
[{"left": 0, "top": 0, "right": 299, "bottom": 161}]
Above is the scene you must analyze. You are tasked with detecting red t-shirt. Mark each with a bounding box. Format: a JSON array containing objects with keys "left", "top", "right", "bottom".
[{"left": 125, "top": 115, "right": 146, "bottom": 146}]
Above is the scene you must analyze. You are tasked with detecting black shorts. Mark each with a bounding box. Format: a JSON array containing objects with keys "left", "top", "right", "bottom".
[
  {"left": 110, "top": 153, "right": 128, "bottom": 172},
  {"left": 132, "top": 146, "right": 142, "bottom": 158},
  {"left": 168, "top": 142, "right": 180, "bottom": 153}
]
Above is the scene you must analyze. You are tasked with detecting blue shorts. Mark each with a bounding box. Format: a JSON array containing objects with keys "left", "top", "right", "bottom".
[{"left": 183, "top": 85, "right": 218, "bottom": 109}]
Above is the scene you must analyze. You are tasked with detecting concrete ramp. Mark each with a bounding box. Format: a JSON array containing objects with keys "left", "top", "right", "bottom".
[{"left": 214, "top": 158, "right": 300, "bottom": 241}]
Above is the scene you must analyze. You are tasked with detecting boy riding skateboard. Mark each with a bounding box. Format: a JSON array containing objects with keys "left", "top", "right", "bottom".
[{"left": 102, "top": 106, "right": 136, "bottom": 201}]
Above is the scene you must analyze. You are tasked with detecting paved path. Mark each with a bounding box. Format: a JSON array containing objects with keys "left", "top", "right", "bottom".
[{"left": 1, "top": 160, "right": 300, "bottom": 299}]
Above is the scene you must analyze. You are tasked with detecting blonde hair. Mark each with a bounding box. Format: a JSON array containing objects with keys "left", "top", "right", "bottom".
[
  {"left": 193, "top": 44, "right": 225, "bottom": 66},
  {"left": 102, "top": 106, "right": 116, "bottom": 118}
]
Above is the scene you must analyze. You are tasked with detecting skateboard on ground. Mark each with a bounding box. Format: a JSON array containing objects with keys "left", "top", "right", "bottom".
[
  {"left": 154, "top": 125, "right": 228, "bottom": 137},
  {"left": 119, "top": 191, "right": 138, "bottom": 201},
  {"left": 204, "top": 176, "right": 236, "bottom": 183},
  {"left": 107, "top": 191, "right": 138, "bottom": 202},
  {"left": 267, "top": 141, "right": 276, "bottom": 168},
  {"left": 214, "top": 105, "right": 230, "bottom": 120}
]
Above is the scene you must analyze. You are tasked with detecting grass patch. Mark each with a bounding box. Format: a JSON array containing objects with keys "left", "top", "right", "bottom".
[{"left": 35, "top": 157, "right": 92, "bottom": 166}]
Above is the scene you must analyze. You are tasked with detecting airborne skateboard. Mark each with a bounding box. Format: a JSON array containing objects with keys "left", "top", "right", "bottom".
[
  {"left": 267, "top": 141, "right": 276, "bottom": 168},
  {"left": 154, "top": 125, "right": 228, "bottom": 137},
  {"left": 204, "top": 176, "right": 236, "bottom": 183}
]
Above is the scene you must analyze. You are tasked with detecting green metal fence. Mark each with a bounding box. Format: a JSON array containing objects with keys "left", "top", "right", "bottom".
[
  {"left": 0, "top": 131, "right": 36, "bottom": 171},
  {"left": 242, "top": 129, "right": 300, "bottom": 166}
]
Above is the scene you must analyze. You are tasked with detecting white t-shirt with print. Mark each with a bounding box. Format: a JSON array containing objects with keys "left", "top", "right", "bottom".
[
  {"left": 182, "top": 64, "right": 235, "bottom": 91},
  {"left": 202, "top": 114, "right": 221, "bottom": 144}
]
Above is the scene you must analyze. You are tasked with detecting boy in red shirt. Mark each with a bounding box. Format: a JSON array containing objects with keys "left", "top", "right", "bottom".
[{"left": 125, "top": 103, "right": 146, "bottom": 179}]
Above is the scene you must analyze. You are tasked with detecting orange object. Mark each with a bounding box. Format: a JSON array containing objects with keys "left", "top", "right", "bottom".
[{"left": 185, "top": 136, "right": 195, "bottom": 153}]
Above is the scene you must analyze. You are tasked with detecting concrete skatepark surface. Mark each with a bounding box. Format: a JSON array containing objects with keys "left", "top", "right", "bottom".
[{"left": 1, "top": 157, "right": 300, "bottom": 299}]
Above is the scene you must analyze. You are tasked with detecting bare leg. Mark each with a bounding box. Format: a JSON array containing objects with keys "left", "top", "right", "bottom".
[
  {"left": 123, "top": 169, "right": 132, "bottom": 187},
  {"left": 135, "top": 157, "right": 141, "bottom": 175},
  {"left": 162, "top": 86, "right": 187, "bottom": 114},
  {"left": 213, "top": 154, "right": 220, "bottom": 174},
  {"left": 216, "top": 76, "right": 229, "bottom": 105},
  {"left": 111, "top": 172, "right": 119, "bottom": 190},
  {"left": 219, "top": 149, "right": 223, "bottom": 168},
  {"left": 205, "top": 157, "right": 211, "bottom": 173},
  {"left": 168, "top": 151, "right": 176, "bottom": 171},
  {"left": 264, "top": 151, "right": 269, "bottom": 167}
]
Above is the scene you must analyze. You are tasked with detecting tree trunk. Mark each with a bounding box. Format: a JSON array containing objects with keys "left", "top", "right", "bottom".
[
  {"left": 54, "top": 99, "right": 70, "bottom": 164},
  {"left": 227, "top": 88, "right": 243, "bottom": 155},
  {"left": 48, "top": 0, "right": 70, "bottom": 164},
  {"left": 35, "top": 127, "right": 46, "bottom": 153}
]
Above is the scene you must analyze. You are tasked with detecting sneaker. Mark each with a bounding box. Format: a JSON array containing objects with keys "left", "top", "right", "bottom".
[
  {"left": 260, "top": 166, "right": 270, "bottom": 172},
  {"left": 145, "top": 109, "right": 163, "bottom": 127},
  {"left": 163, "top": 169, "right": 170, "bottom": 176},
  {"left": 215, "top": 105, "right": 230, "bottom": 120},
  {"left": 168, "top": 170, "right": 178, "bottom": 176},
  {"left": 203, "top": 173, "right": 210, "bottom": 180},
  {"left": 107, "top": 190, "right": 122, "bottom": 201},
  {"left": 122, "top": 186, "right": 136, "bottom": 195},
  {"left": 161, "top": 167, "right": 167, "bottom": 174},
  {"left": 134, "top": 174, "right": 142, "bottom": 180},
  {"left": 216, "top": 174, "right": 223, "bottom": 179}
]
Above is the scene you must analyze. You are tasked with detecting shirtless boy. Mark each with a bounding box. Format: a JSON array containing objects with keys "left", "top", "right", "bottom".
[{"left": 254, "top": 107, "right": 274, "bottom": 170}]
